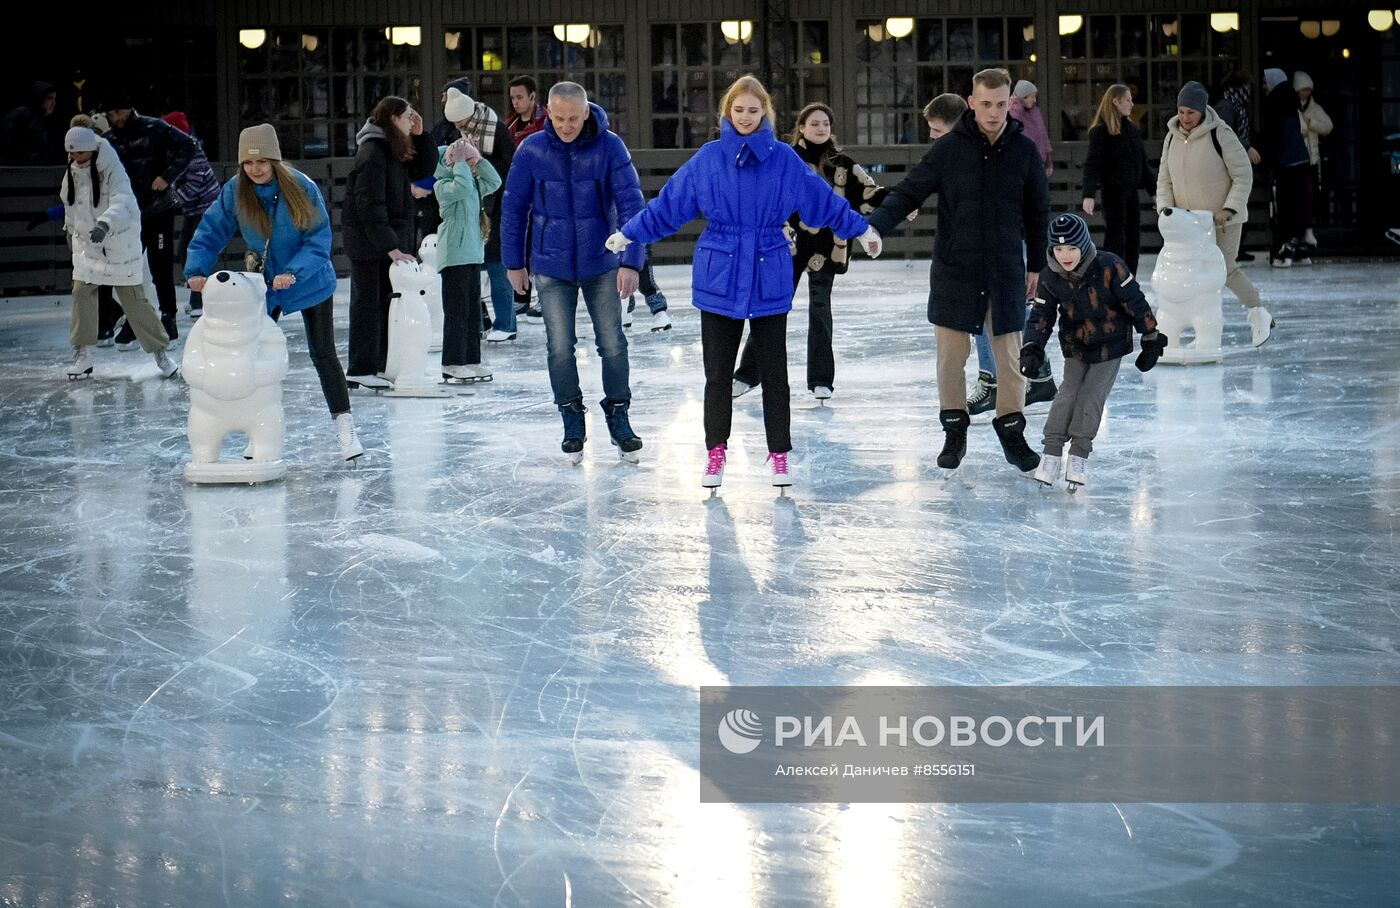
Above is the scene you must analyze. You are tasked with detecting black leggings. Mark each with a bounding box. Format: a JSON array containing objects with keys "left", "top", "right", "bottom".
[
  {"left": 439, "top": 263, "right": 482, "bottom": 366},
  {"left": 273, "top": 298, "right": 352, "bottom": 415},
  {"left": 736, "top": 264, "right": 835, "bottom": 391},
  {"left": 348, "top": 257, "right": 391, "bottom": 376},
  {"left": 702, "top": 310, "right": 790, "bottom": 453}
]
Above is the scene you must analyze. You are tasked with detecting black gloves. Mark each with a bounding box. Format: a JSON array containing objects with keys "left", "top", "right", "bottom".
[
  {"left": 1019, "top": 343, "right": 1045, "bottom": 378},
  {"left": 88, "top": 221, "right": 110, "bottom": 244},
  {"left": 1136, "top": 332, "right": 1167, "bottom": 372}
]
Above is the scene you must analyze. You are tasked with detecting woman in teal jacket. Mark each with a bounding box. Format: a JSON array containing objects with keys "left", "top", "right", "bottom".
[
  {"left": 433, "top": 131, "right": 501, "bottom": 382},
  {"left": 610, "top": 76, "right": 880, "bottom": 491},
  {"left": 185, "top": 124, "right": 362, "bottom": 461}
]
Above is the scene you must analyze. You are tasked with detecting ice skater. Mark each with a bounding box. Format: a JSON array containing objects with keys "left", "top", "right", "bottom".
[
  {"left": 60, "top": 125, "right": 178, "bottom": 381},
  {"left": 184, "top": 124, "right": 363, "bottom": 461},
  {"left": 500, "top": 81, "right": 646, "bottom": 464},
  {"left": 865, "top": 68, "right": 1050, "bottom": 476},
  {"left": 1020, "top": 213, "right": 1164, "bottom": 491},
  {"left": 607, "top": 75, "right": 880, "bottom": 491}
]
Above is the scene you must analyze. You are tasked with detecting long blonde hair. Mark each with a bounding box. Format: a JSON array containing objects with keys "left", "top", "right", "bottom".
[
  {"left": 718, "top": 75, "right": 774, "bottom": 129},
  {"left": 1090, "top": 84, "right": 1132, "bottom": 136},
  {"left": 235, "top": 160, "right": 321, "bottom": 238}
]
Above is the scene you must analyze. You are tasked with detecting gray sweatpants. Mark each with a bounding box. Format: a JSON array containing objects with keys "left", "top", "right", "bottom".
[{"left": 1042, "top": 357, "right": 1121, "bottom": 458}]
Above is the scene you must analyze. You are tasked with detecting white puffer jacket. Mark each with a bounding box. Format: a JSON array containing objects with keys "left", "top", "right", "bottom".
[
  {"left": 1300, "top": 100, "right": 1333, "bottom": 166},
  {"left": 1156, "top": 107, "right": 1253, "bottom": 227},
  {"left": 62, "top": 138, "right": 145, "bottom": 286}
]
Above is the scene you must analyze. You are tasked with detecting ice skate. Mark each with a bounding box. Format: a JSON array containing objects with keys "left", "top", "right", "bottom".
[
  {"left": 525, "top": 303, "right": 543, "bottom": 320},
  {"left": 602, "top": 398, "right": 642, "bottom": 464},
  {"left": 768, "top": 451, "right": 792, "bottom": 491},
  {"left": 96, "top": 329, "right": 114, "bottom": 348},
  {"left": 560, "top": 400, "right": 586, "bottom": 465},
  {"left": 937, "top": 409, "right": 970, "bottom": 470},
  {"left": 1033, "top": 450, "right": 1062, "bottom": 487},
  {"left": 154, "top": 349, "right": 179, "bottom": 379},
  {"left": 113, "top": 316, "right": 136, "bottom": 351},
  {"left": 346, "top": 373, "right": 394, "bottom": 392},
  {"left": 335, "top": 412, "right": 364, "bottom": 461},
  {"left": 66, "top": 345, "right": 94, "bottom": 380},
  {"left": 967, "top": 371, "right": 996, "bottom": 416},
  {"left": 702, "top": 443, "right": 726, "bottom": 492},
  {"left": 1065, "top": 454, "right": 1089, "bottom": 492},
  {"left": 732, "top": 379, "right": 754, "bottom": 399},
  {"left": 992, "top": 412, "right": 1040, "bottom": 473},
  {"left": 812, "top": 386, "right": 833, "bottom": 405},
  {"left": 1247, "top": 306, "right": 1275, "bottom": 348},
  {"left": 621, "top": 296, "right": 634, "bottom": 328},
  {"left": 1025, "top": 361, "right": 1057, "bottom": 407},
  {"left": 441, "top": 363, "right": 493, "bottom": 384},
  {"left": 651, "top": 310, "right": 672, "bottom": 332},
  {"left": 485, "top": 328, "right": 516, "bottom": 343}
]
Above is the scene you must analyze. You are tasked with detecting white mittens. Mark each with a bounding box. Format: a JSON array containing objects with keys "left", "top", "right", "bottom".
[
  {"left": 605, "top": 231, "right": 632, "bottom": 253},
  {"left": 857, "top": 226, "right": 882, "bottom": 259}
]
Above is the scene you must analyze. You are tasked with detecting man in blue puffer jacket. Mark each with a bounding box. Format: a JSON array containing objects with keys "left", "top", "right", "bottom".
[{"left": 500, "top": 82, "right": 647, "bottom": 464}]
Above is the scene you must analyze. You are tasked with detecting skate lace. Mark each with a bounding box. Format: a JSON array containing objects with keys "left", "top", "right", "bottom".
[
  {"left": 968, "top": 382, "right": 992, "bottom": 404},
  {"left": 768, "top": 452, "right": 789, "bottom": 475},
  {"left": 337, "top": 421, "right": 358, "bottom": 445},
  {"left": 705, "top": 444, "right": 727, "bottom": 475}
]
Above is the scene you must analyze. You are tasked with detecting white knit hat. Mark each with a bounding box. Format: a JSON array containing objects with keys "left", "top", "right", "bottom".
[
  {"left": 1013, "top": 80, "right": 1037, "bottom": 99},
  {"left": 64, "top": 126, "right": 98, "bottom": 152},
  {"left": 444, "top": 87, "right": 475, "bottom": 122},
  {"left": 1293, "top": 71, "right": 1314, "bottom": 91}
]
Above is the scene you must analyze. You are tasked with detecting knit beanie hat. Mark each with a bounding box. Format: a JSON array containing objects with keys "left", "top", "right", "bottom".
[
  {"left": 444, "top": 87, "right": 475, "bottom": 122},
  {"left": 1293, "top": 71, "right": 1314, "bottom": 91},
  {"left": 1176, "top": 81, "right": 1210, "bottom": 116},
  {"left": 238, "top": 123, "right": 282, "bottom": 162},
  {"left": 1013, "top": 80, "right": 1037, "bottom": 99},
  {"left": 1264, "top": 68, "right": 1288, "bottom": 93},
  {"left": 64, "top": 126, "right": 98, "bottom": 153},
  {"left": 1047, "top": 213, "right": 1097, "bottom": 272},
  {"left": 162, "top": 111, "right": 191, "bottom": 134},
  {"left": 102, "top": 89, "right": 132, "bottom": 112}
]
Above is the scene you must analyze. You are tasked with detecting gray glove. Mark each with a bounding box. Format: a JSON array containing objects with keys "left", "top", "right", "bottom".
[{"left": 88, "top": 221, "right": 110, "bottom": 244}]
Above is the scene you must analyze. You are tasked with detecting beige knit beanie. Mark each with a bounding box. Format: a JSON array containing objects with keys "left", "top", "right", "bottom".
[{"left": 238, "top": 123, "right": 282, "bottom": 162}]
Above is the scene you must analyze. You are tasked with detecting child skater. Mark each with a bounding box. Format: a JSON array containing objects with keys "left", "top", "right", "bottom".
[
  {"left": 1020, "top": 213, "right": 1166, "bottom": 490},
  {"left": 606, "top": 75, "right": 881, "bottom": 491}
]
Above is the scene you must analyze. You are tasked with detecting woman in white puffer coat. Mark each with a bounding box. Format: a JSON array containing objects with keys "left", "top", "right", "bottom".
[{"left": 61, "top": 126, "right": 176, "bottom": 379}]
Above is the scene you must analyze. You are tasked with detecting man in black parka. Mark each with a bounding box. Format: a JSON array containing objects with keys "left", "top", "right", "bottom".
[{"left": 867, "top": 68, "right": 1050, "bottom": 473}]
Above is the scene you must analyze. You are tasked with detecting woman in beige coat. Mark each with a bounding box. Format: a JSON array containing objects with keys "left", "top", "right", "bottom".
[
  {"left": 1294, "top": 71, "right": 1333, "bottom": 251},
  {"left": 1155, "top": 81, "right": 1272, "bottom": 347}
]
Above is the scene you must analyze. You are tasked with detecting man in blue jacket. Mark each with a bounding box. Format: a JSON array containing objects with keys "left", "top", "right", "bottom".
[
  {"left": 500, "top": 82, "right": 647, "bottom": 464},
  {"left": 866, "top": 68, "right": 1050, "bottom": 475}
]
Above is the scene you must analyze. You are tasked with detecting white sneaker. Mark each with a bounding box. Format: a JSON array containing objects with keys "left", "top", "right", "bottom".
[
  {"left": 732, "top": 380, "right": 754, "bottom": 399},
  {"left": 335, "top": 412, "right": 364, "bottom": 461},
  {"left": 651, "top": 310, "right": 672, "bottom": 332},
  {"left": 812, "top": 386, "right": 833, "bottom": 401},
  {"left": 1034, "top": 451, "right": 1062, "bottom": 486},
  {"left": 154, "top": 350, "right": 178, "bottom": 379},
  {"left": 66, "top": 345, "right": 94, "bottom": 380},
  {"left": 1247, "top": 307, "right": 1274, "bottom": 348},
  {"left": 1065, "top": 454, "right": 1089, "bottom": 488},
  {"left": 441, "top": 363, "right": 493, "bottom": 383},
  {"left": 485, "top": 328, "right": 516, "bottom": 343},
  {"left": 347, "top": 374, "right": 393, "bottom": 390}
]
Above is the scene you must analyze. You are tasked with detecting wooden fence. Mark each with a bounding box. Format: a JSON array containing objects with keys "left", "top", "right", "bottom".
[{"left": 1, "top": 142, "right": 1269, "bottom": 295}]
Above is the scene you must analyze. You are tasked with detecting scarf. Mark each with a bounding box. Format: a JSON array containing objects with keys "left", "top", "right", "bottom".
[
  {"left": 460, "top": 102, "right": 500, "bottom": 156},
  {"left": 795, "top": 137, "right": 832, "bottom": 167}
]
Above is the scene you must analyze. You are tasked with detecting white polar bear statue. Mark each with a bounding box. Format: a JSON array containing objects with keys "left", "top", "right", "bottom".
[
  {"left": 382, "top": 260, "right": 451, "bottom": 396},
  {"left": 182, "top": 271, "right": 289, "bottom": 483},
  {"left": 1150, "top": 207, "right": 1227, "bottom": 364},
  {"left": 417, "top": 234, "right": 445, "bottom": 353}
]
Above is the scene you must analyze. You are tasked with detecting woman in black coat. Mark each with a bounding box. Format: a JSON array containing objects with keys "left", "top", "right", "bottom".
[
  {"left": 1080, "top": 85, "right": 1155, "bottom": 275},
  {"left": 342, "top": 95, "right": 438, "bottom": 387}
]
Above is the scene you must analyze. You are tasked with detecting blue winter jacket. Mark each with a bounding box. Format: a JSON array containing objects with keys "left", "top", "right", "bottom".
[
  {"left": 184, "top": 171, "right": 337, "bottom": 316},
  {"left": 622, "top": 119, "right": 869, "bottom": 319},
  {"left": 500, "top": 103, "right": 646, "bottom": 280}
]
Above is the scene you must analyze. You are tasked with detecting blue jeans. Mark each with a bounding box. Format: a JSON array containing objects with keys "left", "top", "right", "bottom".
[
  {"left": 535, "top": 270, "right": 631, "bottom": 406},
  {"left": 975, "top": 328, "right": 996, "bottom": 376},
  {"left": 484, "top": 260, "right": 517, "bottom": 333}
]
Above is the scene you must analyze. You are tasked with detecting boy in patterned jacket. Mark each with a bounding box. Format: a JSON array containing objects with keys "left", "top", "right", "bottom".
[{"left": 1020, "top": 213, "right": 1165, "bottom": 489}]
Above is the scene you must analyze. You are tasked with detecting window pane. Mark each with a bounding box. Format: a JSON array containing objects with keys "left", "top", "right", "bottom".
[
  {"left": 804, "top": 21, "right": 830, "bottom": 64},
  {"left": 1013, "top": 19, "right": 1035, "bottom": 62},
  {"left": 977, "top": 18, "right": 1004, "bottom": 61},
  {"left": 948, "top": 19, "right": 974, "bottom": 62},
  {"left": 681, "top": 23, "right": 707, "bottom": 67},
  {"left": 1122, "top": 16, "right": 1148, "bottom": 59},
  {"left": 508, "top": 27, "right": 534, "bottom": 69},
  {"left": 652, "top": 25, "right": 677, "bottom": 67},
  {"left": 918, "top": 19, "right": 945, "bottom": 61}
]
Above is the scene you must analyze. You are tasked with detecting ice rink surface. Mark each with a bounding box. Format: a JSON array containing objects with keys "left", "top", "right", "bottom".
[{"left": 1, "top": 258, "right": 1397, "bottom": 906}]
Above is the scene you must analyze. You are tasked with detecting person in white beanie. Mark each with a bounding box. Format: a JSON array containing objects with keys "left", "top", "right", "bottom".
[
  {"left": 1292, "top": 71, "right": 1332, "bottom": 254},
  {"left": 1009, "top": 79, "right": 1053, "bottom": 177},
  {"left": 60, "top": 126, "right": 177, "bottom": 380},
  {"left": 1261, "top": 67, "right": 1309, "bottom": 266}
]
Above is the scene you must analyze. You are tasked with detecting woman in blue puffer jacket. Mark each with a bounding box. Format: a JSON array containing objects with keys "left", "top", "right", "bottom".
[
  {"left": 609, "top": 76, "right": 881, "bottom": 492},
  {"left": 185, "top": 123, "right": 363, "bottom": 462}
]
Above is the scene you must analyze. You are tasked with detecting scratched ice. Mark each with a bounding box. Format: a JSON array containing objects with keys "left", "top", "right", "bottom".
[{"left": 0, "top": 259, "right": 1396, "bottom": 906}]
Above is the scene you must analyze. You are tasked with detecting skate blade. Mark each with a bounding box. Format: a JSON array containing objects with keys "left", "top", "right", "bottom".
[
  {"left": 566, "top": 451, "right": 584, "bottom": 465},
  {"left": 440, "top": 374, "right": 493, "bottom": 384},
  {"left": 618, "top": 450, "right": 640, "bottom": 464},
  {"left": 1066, "top": 482, "right": 1083, "bottom": 494},
  {"left": 650, "top": 325, "right": 672, "bottom": 332},
  {"left": 67, "top": 372, "right": 93, "bottom": 381}
]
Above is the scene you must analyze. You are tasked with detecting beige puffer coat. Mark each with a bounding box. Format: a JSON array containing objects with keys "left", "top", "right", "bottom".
[
  {"left": 1155, "top": 107, "right": 1253, "bottom": 226},
  {"left": 1299, "top": 100, "right": 1333, "bottom": 166}
]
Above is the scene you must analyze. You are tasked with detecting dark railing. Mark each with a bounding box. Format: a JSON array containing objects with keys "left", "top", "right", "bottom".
[{"left": 2, "top": 142, "right": 1269, "bottom": 294}]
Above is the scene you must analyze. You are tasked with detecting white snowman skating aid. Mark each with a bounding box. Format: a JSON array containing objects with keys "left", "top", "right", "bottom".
[
  {"left": 182, "top": 271, "right": 289, "bottom": 483},
  {"left": 417, "top": 234, "right": 445, "bottom": 353},
  {"left": 381, "top": 260, "right": 453, "bottom": 397},
  {"left": 1150, "top": 207, "right": 1227, "bottom": 364}
]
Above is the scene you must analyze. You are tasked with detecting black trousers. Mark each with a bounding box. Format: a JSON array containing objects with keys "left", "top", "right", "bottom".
[
  {"left": 141, "top": 208, "right": 177, "bottom": 317},
  {"left": 1274, "top": 163, "right": 1313, "bottom": 249},
  {"left": 1100, "top": 188, "right": 1143, "bottom": 275},
  {"left": 439, "top": 263, "right": 482, "bottom": 366},
  {"left": 272, "top": 298, "right": 351, "bottom": 415},
  {"left": 735, "top": 266, "right": 835, "bottom": 392},
  {"left": 348, "top": 257, "right": 392, "bottom": 376},
  {"left": 638, "top": 246, "right": 660, "bottom": 296},
  {"left": 178, "top": 212, "right": 205, "bottom": 311},
  {"left": 702, "top": 309, "right": 791, "bottom": 453}
]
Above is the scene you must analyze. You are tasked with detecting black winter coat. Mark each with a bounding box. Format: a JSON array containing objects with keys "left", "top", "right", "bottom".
[
  {"left": 106, "top": 112, "right": 198, "bottom": 213},
  {"left": 1026, "top": 250, "right": 1156, "bottom": 363},
  {"left": 1081, "top": 117, "right": 1155, "bottom": 200},
  {"left": 868, "top": 110, "right": 1050, "bottom": 334},
  {"left": 342, "top": 124, "right": 438, "bottom": 260}
]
